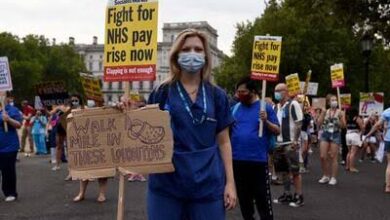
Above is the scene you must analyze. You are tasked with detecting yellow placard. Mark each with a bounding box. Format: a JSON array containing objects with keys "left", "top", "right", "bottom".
[
  {"left": 330, "top": 63, "right": 345, "bottom": 88},
  {"left": 251, "top": 36, "right": 282, "bottom": 81},
  {"left": 104, "top": 0, "right": 158, "bottom": 81},
  {"left": 80, "top": 73, "right": 103, "bottom": 102},
  {"left": 285, "top": 73, "right": 301, "bottom": 96},
  {"left": 340, "top": 93, "right": 351, "bottom": 109}
]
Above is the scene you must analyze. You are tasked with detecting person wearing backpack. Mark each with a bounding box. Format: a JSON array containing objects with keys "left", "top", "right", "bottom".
[{"left": 230, "top": 77, "right": 280, "bottom": 220}]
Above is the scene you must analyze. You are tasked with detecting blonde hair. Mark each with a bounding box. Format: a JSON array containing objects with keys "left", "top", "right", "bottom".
[{"left": 165, "top": 29, "right": 212, "bottom": 84}]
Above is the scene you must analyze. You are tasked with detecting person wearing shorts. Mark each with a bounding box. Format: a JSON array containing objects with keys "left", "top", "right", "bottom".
[
  {"left": 345, "top": 108, "right": 364, "bottom": 173},
  {"left": 272, "top": 83, "right": 304, "bottom": 208}
]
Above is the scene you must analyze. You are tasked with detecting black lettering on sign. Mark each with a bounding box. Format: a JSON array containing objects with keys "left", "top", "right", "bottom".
[{"left": 69, "top": 149, "right": 106, "bottom": 167}]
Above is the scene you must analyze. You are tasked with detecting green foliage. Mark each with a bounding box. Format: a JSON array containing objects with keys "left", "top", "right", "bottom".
[
  {"left": 0, "top": 32, "right": 86, "bottom": 103},
  {"left": 215, "top": 0, "right": 390, "bottom": 106}
]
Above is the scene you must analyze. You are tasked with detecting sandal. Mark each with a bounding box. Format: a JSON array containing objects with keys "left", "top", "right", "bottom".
[
  {"left": 97, "top": 195, "right": 106, "bottom": 203},
  {"left": 73, "top": 194, "right": 84, "bottom": 202}
]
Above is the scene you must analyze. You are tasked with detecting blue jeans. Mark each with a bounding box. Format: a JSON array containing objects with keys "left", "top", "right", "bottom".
[
  {"left": 147, "top": 190, "right": 225, "bottom": 220},
  {"left": 321, "top": 131, "right": 341, "bottom": 145}
]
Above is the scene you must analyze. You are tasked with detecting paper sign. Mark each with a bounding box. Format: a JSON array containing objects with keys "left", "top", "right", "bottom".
[
  {"left": 299, "top": 82, "right": 318, "bottom": 96},
  {"left": 0, "top": 57, "right": 13, "bottom": 91},
  {"left": 359, "top": 92, "right": 384, "bottom": 116},
  {"left": 251, "top": 36, "right": 282, "bottom": 81},
  {"left": 35, "top": 81, "right": 69, "bottom": 106},
  {"left": 104, "top": 0, "right": 159, "bottom": 82},
  {"left": 66, "top": 106, "right": 174, "bottom": 179},
  {"left": 80, "top": 73, "right": 104, "bottom": 103},
  {"left": 34, "top": 96, "right": 44, "bottom": 110},
  {"left": 340, "top": 93, "right": 351, "bottom": 109},
  {"left": 312, "top": 98, "right": 326, "bottom": 109},
  {"left": 330, "top": 63, "right": 345, "bottom": 88},
  {"left": 285, "top": 73, "right": 301, "bottom": 96}
]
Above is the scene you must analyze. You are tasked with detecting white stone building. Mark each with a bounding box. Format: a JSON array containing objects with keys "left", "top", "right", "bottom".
[{"left": 74, "top": 21, "right": 225, "bottom": 104}]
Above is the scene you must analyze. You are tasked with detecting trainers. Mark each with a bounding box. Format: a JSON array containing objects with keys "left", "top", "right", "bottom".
[
  {"left": 340, "top": 160, "right": 346, "bottom": 165},
  {"left": 289, "top": 194, "right": 304, "bottom": 208},
  {"left": 328, "top": 177, "right": 337, "bottom": 185},
  {"left": 273, "top": 193, "right": 292, "bottom": 205},
  {"left": 5, "top": 196, "right": 16, "bottom": 202},
  {"left": 318, "top": 176, "right": 330, "bottom": 184},
  {"left": 299, "top": 167, "right": 307, "bottom": 174},
  {"left": 52, "top": 166, "right": 60, "bottom": 171}
]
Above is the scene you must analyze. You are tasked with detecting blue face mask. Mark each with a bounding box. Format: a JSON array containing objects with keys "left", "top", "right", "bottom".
[
  {"left": 274, "top": 92, "right": 282, "bottom": 101},
  {"left": 177, "top": 52, "right": 205, "bottom": 74}
]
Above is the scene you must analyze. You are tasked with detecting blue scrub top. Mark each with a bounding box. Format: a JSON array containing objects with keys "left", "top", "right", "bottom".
[
  {"left": 148, "top": 81, "right": 234, "bottom": 201},
  {"left": 0, "top": 104, "right": 23, "bottom": 153},
  {"left": 231, "top": 101, "right": 279, "bottom": 162}
]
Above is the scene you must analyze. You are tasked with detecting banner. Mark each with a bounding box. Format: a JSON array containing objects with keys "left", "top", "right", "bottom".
[
  {"left": 67, "top": 106, "right": 174, "bottom": 179},
  {"left": 330, "top": 63, "right": 345, "bottom": 88},
  {"left": 80, "top": 73, "right": 104, "bottom": 103},
  {"left": 104, "top": 0, "right": 158, "bottom": 82},
  {"left": 285, "top": 73, "right": 301, "bottom": 96},
  {"left": 299, "top": 82, "right": 318, "bottom": 96},
  {"left": 251, "top": 36, "right": 282, "bottom": 81},
  {"left": 359, "top": 92, "right": 384, "bottom": 116},
  {"left": 312, "top": 98, "right": 326, "bottom": 110},
  {"left": 0, "top": 57, "right": 13, "bottom": 91},
  {"left": 340, "top": 93, "right": 351, "bottom": 109},
  {"left": 36, "top": 81, "right": 69, "bottom": 106}
]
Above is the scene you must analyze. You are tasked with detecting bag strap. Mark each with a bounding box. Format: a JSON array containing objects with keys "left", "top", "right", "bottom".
[{"left": 231, "top": 102, "right": 241, "bottom": 117}]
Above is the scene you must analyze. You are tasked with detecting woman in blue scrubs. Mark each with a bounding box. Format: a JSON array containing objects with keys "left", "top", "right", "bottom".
[{"left": 147, "top": 29, "right": 237, "bottom": 220}]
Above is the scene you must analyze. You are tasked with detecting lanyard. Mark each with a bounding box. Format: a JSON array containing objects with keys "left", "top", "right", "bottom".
[{"left": 176, "top": 82, "right": 207, "bottom": 125}]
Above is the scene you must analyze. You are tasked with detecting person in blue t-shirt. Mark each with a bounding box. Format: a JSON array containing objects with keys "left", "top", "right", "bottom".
[
  {"left": 365, "top": 107, "right": 390, "bottom": 193},
  {"left": 0, "top": 92, "right": 23, "bottom": 202},
  {"left": 231, "top": 77, "right": 280, "bottom": 220},
  {"left": 146, "top": 29, "right": 237, "bottom": 220}
]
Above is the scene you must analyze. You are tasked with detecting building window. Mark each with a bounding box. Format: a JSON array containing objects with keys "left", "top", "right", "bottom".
[
  {"left": 150, "top": 80, "right": 154, "bottom": 89},
  {"left": 90, "top": 55, "right": 93, "bottom": 59},
  {"left": 129, "top": 81, "right": 133, "bottom": 90},
  {"left": 108, "top": 82, "right": 112, "bottom": 90},
  {"left": 89, "top": 62, "right": 93, "bottom": 71},
  {"left": 100, "top": 55, "right": 103, "bottom": 59},
  {"left": 139, "top": 81, "right": 144, "bottom": 90},
  {"left": 118, "top": 81, "right": 123, "bottom": 90},
  {"left": 99, "top": 62, "right": 103, "bottom": 71},
  {"left": 108, "top": 95, "right": 112, "bottom": 102}
]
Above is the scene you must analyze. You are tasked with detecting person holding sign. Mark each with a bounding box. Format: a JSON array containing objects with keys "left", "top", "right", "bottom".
[
  {"left": 317, "top": 95, "right": 346, "bottom": 186},
  {"left": 231, "top": 77, "right": 280, "bottom": 220},
  {"left": 147, "top": 29, "right": 236, "bottom": 219},
  {"left": 272, "top": 83, "right": 304, "bottom": 208},
  {"left": 0, "top": 92, "right": 23, "bottom": 202}
]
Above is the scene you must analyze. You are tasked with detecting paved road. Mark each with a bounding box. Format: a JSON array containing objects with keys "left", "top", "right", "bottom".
[{"left": 1, "top": 147, "right": 389, "bottom": 220}]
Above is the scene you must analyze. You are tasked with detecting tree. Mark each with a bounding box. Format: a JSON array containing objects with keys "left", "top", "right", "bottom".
[
  {"left": 215, "top": 0, "right": 390, "bottom": 106},
  {"left": 0, "top": 33, "right": 86, "bottom": 104}
]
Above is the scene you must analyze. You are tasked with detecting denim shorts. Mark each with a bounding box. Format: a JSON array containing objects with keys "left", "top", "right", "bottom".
[
  {"left": 385, "top": 142, "right": 390, "bottom": 153},
  {"left": 321, "top": 131, "right": 341, "bottom": 145}
]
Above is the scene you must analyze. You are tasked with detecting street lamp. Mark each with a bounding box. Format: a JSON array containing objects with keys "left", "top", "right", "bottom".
[{"left": 361, "top": 33, "right": 373, "bottom": 92}]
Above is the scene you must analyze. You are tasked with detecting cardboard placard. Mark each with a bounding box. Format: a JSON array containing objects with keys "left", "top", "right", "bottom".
[
  {"left": 340, "top": 93, "right": 351, "bottom": 109},
  {"left": 66, "top": 105, "right": 174, "bottom": 179},
  {"left": 359, "top": 92, "right": 384, "bottom": 116},
  {"left": 330, "top": 63, "right": 345, "bottom": 88},
  {"left": 285, "top": 73, "right": 301, "bottom": 96},
  {"left": 36, "top": 81, "right": 69, "bottom": 107},
  {"left": 80, "top": 73, "right": 104, "bottom": 103},
  {"left": 312, "top": 98, "right": 326, "bottom": 109},
  {"left": 299, "top": 82, "right": 318, "bottom": 96},
  {"left": 0, "top": 57, "right": 13, "bottom": 91},
  {"left": 251, "top": 36, "right": 282, "bottom": 81},
  {"left": 104, "top": 0, "right": 159, "bottom": 82}
]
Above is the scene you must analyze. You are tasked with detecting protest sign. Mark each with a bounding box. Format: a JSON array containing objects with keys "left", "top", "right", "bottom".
[
  {"left": 66, "top": 105, "right": 174, "bottom": 179},
  {"left": 300, "top": 82, "right": 318, "bottom": 96},
  {"left": 34, "top": 96, "right": 44, "bottom": 110},
  {"left": 36, "top": 81, "right": 69, "bottom": 106},
  {"left": 286, "top": 73, "right": 301, "bottom": 96},
  {"left": 359, "top": 92, "right": 384, "bottom": 116},
  {"left": 251, "top": 36, "right": 282, "bottom": 81},
  {"left": 330, "top": 63, "right": 345, "bottom": 88},
  {"left": 104, "top": 0, "right": 159, "bottom": 82},
  {"left": 340, "top": 93, "right": 351, "bottom": 109},
  {"left": 80, "top": 73, "right": 104, "bottom": 104},
  {"left": 0, "top": 57, "right": 13, "bottom": 91},
  {"left": 312, "top": 98, "right": 326, "bottom": 110}
]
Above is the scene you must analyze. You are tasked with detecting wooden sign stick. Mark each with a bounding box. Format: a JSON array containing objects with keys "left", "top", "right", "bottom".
[{"left": 1, "top": 96, "right": 8, "bottom": 132}]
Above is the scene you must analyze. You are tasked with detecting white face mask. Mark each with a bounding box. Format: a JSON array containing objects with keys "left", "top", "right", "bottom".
[
  {"left": 9, "top": 102, "right": 14, "bottom": 106},
  {"left": 330, "top": 101, "right": 338, "bottom": 108}
]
